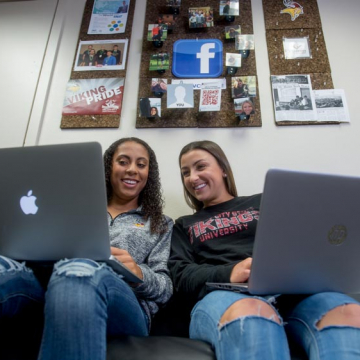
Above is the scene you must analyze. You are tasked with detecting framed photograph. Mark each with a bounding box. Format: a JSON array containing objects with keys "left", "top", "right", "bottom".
[
  {"left": 139, "top": 98, "right": 161, "bottom": 117},
  {"left": 231, "top": 76, "right": 257, "bottom": 98},
  {"left": 225, "top": 25, "right": 241, "bottom": 39},
  {"left": 74, "top": 39, "right": 128, "bottom": 71},
  {"left": 234, "top": 97, "right": 255, "bottom": 116},
  {"left": 235, "top": 35, "right": 255, "bottom": 50},
  {"left": 151, "top": 78, "right": 168, "bottom": 93},
  {"left": 147, "top": 24, "right": 168, "bottom": 41},
  {"left": 226, "top": 53, "right": 242, "bottom": 67},
  {"left": 220, "top": 0, "right": 240, "bottom": 16},
  {"left": 188, "top": 7, "right": 214, "bottom": 28},
  {"left": 283, "top": 37, "right": 311, "bottom": 59},
  {"left": 149, "top": 53, "right": 170, "bottom": 71},
  {"left": 157, "top": 14, "right": 177, "bottom": 31}
]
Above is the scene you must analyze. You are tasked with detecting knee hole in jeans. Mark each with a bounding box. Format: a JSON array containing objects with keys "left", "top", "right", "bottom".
[
  {"left": 317, "top": 304, "right": 360, "bottom": 330},
  {"left": 0, "top": 256, "right": 29, "bottom": 273},
  {"left": 219, "top": 298, "right": 281, "bottom": 325},
  {"left": 54, "top": 259, "right": 104, "bottom": 277}
]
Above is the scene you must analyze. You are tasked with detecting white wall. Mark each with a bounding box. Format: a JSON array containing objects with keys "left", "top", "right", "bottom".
[
  {"left": 0, "top": 0, "right": 58, "bottom": 147},
  {"left": 1, "top": 0, "right": 360, "bottom": 220}
]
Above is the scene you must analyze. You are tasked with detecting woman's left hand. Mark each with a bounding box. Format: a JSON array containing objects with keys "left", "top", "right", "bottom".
[{"left": 111, "top": 247, "right": 143, "bottom": 280}]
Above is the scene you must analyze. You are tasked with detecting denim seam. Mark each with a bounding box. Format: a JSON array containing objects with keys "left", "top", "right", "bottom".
[
  {"left": 287, "top": 316, "right": 320, "bottom": 360},
  {"left": 191, "top": 308, "right": 219, "bottom": 343},
  {"left": 218, "top": 314, "right": 284, "bottom": 332},
  {"left": 0, "top": 293, "right": 43, "bottom": 305}
]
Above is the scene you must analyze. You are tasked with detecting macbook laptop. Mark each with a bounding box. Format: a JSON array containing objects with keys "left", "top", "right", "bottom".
[
  {"left": 207, "top": 168, "right": 360, "bottom": 295},
  {"left": 0, "top": 142, "right": 142, "bottom": 283}
]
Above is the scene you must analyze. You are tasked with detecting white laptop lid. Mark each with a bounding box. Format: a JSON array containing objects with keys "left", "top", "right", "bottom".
[{"left": 248, "top": 168, "right": 360, "bottom": 295}]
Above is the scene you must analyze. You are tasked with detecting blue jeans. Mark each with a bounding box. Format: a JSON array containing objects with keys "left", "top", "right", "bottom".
[
  {"left": 0, "top": 256, "right": 149, "bottom": 360},
  {"left": 190, "top": 290, "right": 360, "bottom": 360}
]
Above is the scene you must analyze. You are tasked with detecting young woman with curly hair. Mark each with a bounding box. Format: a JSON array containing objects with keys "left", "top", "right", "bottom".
[{"left": 0, "top": 138, "right": 173, "bottom": 360}]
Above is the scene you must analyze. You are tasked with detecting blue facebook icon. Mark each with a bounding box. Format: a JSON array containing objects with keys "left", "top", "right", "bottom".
[{"left": 172, "top": 39, "right": 223, "bottom": 78}]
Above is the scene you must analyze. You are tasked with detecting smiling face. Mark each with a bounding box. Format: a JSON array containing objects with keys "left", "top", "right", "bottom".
[
  {"left": 242, "top": 101, "right": 253, "bottom": 115},
  {"left": 109, "top": 141, "right": 149, "bottom": 208},
  {"left": 180, "top": 149, "right": 233, "bottom": 208}
]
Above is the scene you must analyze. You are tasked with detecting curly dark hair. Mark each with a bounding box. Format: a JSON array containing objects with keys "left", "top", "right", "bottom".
[
  {"left": 104, "top": 137, "right": 167, "bottom": 234},
  {"left": 179, "top": 140, "right": 238, "bottom": 212}
]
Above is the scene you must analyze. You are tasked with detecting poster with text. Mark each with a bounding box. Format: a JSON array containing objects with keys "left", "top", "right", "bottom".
[
  {"left": 62, "top": 78, "right": 124, "bottom": 115},
  {"left": 88, "top": 0, "right": 130, "bottom": 34}
]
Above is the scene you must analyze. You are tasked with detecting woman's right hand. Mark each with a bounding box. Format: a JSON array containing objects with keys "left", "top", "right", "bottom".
[{"left": 230, "top": 257, "right": 252, "bottom": 283}]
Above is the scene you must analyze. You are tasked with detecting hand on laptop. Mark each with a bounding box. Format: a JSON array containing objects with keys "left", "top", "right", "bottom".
[
  {"left": 230, "top": 257, "right": 252, "bottom": 283},
  {"left": 111, "top": 247, "right": 144, "bottom": 280}
]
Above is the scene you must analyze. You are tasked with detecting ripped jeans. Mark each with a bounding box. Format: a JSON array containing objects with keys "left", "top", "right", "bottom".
[
  {"left": 190, "top": 290, "right": 360, "bottom": 360},
  {"left": 0, "top": 256, "right": 149, "bottom": 360}
]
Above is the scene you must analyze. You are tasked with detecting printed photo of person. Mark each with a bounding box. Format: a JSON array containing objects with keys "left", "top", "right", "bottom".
[
  {"left": 117, "top": 0, "right": 129, "bottom": 13},
  {"left": 74, "top": 39, "right": 128, "bottom": 71},
  {"left": 147, "top": 24, "right": 168, "bottom": 41},
  {"left": 234, "top": 98, "right": 255, "bottom": 117},
  {"left": 139, "top": 98, "right": 161, "bottom": 117},
  {"left": 231, "top": 76, "right": 257, "bottom": 98},
  {"left": 235, "top": 34, "right": 255, "bottom": 50},
  {"left": 188, "top": 7, "right": 213, "bottom": 28},
  {"left": 225, "top": 25, "right": 241, "bottom": 39},
  {"left": 220, "top": 0, "right": 240, "bottom": 16},
  {"left": 151, "top": 78, "right": 168, "bottom": 93},
  {"left": 149, "top": 53, "right": 170, "bottom": 71},
  {"left": 157, "top": 14, "right": 177, "bottom": 31}
]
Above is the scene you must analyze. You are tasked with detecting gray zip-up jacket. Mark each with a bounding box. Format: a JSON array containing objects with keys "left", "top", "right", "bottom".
[{"left": 108, "top": 207, "right": 173, "bottom": 323}]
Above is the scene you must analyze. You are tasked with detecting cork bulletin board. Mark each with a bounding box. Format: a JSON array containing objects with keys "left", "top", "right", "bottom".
[
  {"left": 135, "top": 0, "right": 262, "bottom": 129},
  {"left": 262, "top": 0, "right": 340, "bottom": 126},
  {"left": 60, "top": 0, "right": 136, "bottom": 129},
  {"left": 263, "top": 0, "right": 322, "bottom": 30},
  {"left": 266, "top": 28, "right": 330, "bottom": 75}
]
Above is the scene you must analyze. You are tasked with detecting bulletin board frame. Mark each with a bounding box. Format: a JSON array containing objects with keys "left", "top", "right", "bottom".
[
  {"left": 262, "top": 0, "right": 341, "bottom": 126},
  {"left": 60, "top": 0, "right": 136, "bottom": 129},
  {"left": 135, "top": 0, "right": 262, "bottom": 129}
]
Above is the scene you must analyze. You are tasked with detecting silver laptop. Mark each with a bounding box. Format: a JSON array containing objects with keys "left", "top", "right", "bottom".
[
  {"left": 207, "top": 168, "right": 360, "bottom": 295},
  {"left": 0, "top": 142, "right": 142, "bottom": 283}
]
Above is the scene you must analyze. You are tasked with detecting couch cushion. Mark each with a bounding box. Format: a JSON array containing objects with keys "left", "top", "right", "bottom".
[{"left": 107, "top": 336, "right": 216, "bottom": 360}]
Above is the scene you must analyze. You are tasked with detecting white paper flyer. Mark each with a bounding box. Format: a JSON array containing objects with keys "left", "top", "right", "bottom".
[{"left": 88, "top": 0, "right": 130, "bottom": 35}]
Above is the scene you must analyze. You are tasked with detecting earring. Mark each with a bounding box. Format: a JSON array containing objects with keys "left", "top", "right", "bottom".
[{"left": 223, "top": 173, "right": 227, "bottom": 178}]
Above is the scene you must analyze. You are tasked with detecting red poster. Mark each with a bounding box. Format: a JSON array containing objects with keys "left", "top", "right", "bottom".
[{"left": 62, "top": 78, "right": 124, "bottom": 115}]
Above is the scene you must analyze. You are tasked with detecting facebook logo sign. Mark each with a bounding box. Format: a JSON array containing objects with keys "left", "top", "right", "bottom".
[{"left": 172, "top": 39, "right": 223, "bottom": 78}]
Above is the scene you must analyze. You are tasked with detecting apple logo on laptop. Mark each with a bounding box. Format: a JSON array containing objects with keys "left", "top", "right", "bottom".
[{"left": 20, "top": 190, "right": 39, "bottom": 215}]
